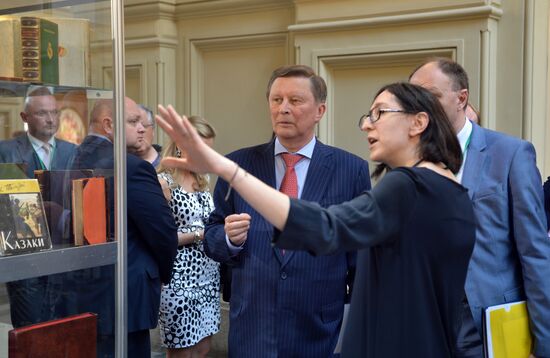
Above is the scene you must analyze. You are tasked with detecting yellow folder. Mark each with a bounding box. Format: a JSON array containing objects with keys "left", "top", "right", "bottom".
[{"left": 484, "top": 300, "right": 532, "bottom": 358}]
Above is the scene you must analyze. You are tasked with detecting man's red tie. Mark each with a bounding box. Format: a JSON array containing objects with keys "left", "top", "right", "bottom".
[
  {"left": 279, "top": 153, "right": 303, "bottom": 255},
  {"left": 280, "top": 153, "right": 303, "bottom": 198}
]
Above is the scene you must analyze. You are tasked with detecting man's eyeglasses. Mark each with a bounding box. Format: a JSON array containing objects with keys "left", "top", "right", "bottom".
[
  {"left": 32, "top": 110, "right": 59, "bottom": 118},
  {"left": 358, "top": 108, "right": 410, "bottom": 128},
  {"left": 126, "top": 118, "right": 144, "bottom": 128}
]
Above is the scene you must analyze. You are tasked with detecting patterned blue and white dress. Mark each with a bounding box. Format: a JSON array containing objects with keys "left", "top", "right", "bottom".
[{"left": 158, "top": 172, "right": 220, "bottom": 348}]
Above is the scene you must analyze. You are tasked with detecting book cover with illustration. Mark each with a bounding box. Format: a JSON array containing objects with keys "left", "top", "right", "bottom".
[{"left": 0, "top": 179, "right": 52, "bottom": 256}]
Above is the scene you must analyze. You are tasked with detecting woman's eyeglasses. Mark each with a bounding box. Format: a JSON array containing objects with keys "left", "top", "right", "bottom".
[{"left": 358, "top": 108, "right": 410, "bottom": 128}]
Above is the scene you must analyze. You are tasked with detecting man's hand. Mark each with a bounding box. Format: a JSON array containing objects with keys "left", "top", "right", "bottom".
[{"left": 225, "top": 213, "right": 251, "bottom": 246}]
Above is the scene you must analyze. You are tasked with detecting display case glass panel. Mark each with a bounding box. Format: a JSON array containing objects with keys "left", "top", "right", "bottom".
[{"left": 0, "top": 0, "right": 122, "bottom": 356}]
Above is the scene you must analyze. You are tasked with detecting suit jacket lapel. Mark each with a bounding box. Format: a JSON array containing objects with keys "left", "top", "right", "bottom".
[
  {"left": 461, "top": 123, "right": 487, "bottom": 200},
  {"left": 51, "top": 140, "right": 63, "bottom": 170},
  {"left": 253, "top": 142, "right": 285, "bottom": 264},
  {"left": 281, "top": 140, "right": 333, "bottom": 267},
  {"left": 255, "top": 142, "right": 276, "bottom": 189},
  {"left": 51, "top": 140, "right": 74, "bottom": 170},
  {"left": 16, "top": 136, "right": 40, "bottom": 177},
  {"left": 301, "top": 141, "right": 333, "bottom": 203}
]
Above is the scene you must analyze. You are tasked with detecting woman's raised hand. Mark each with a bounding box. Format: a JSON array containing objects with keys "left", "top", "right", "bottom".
[{"left": 157, "top": 104, "right": 290, "bottom": 230}]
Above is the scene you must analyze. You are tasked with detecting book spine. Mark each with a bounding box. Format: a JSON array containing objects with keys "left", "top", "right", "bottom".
[
  {"left": 0, "top": 18, "right": 23, "bottom": 79},
  {"left": 20, "top": 17, "right": 59, "bottom": 84},
  {"left": 39, "top": 18, "right": 59, "bottom": 85},
  {"left": 20, "top": 17, "right": 41, "bottom": 82},
  {"left": 33, "top": 170, "right": 50, "bottom": 202}
]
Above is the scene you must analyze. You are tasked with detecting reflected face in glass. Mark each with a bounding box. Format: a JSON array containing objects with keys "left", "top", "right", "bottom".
[
  {"left": 268, "top": 76, "right": 325, "bottom": 151},
  {"left": 125, "top": 99, "right": 145, "bottom": 152},
  {"left": 21, "top": 95, "right": 59, "bottom": 142},
  {"left": 139, "top": 108, "right": 154, "bottom": 152},
  {"left": 363, "top": 90, "right": 413, "bottom": 168}
]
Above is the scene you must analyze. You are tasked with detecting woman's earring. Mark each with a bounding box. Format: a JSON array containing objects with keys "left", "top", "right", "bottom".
[{"left": 176, "top": 147, "right": 181, "bottom": 158}]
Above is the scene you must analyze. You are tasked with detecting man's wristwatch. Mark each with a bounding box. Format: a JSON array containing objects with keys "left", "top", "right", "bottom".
[{"left": 193, "top": 230, "right": 202, "bottom": 244}]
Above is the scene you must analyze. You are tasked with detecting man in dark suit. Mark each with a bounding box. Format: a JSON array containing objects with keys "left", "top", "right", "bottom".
[
  {"left": 204, "top": 65, "right": 371, "bottom": 357},
  {"left": 0, "top": 87, "right": 76, "bottom": 328},
  {"left": 410, "top": 58, "right": 550, "bottom": 358},
  {"left": 64, "top": 97, "right": 178, "bottom": 357},
  {"left": 71, "top": 99, "right": 116, "bottom": 171},
  {"left": 121, "top": 97, "right": 178, "bottom": 357}
]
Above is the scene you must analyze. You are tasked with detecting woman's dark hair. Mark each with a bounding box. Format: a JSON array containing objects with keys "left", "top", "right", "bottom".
[{"left": 371, "top": 82, "right": 462, "bottom": 178}]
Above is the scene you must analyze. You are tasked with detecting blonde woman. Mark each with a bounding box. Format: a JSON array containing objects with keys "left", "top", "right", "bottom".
[{"left": 157, "top": 116, "right": 220, "bottom": 358}]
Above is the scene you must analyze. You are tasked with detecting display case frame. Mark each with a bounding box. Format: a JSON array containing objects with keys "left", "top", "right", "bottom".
[{"left": 0, "top": 0, "right": 128, "bottom": 355}]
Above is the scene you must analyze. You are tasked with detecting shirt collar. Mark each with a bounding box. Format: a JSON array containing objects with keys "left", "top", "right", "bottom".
[
  {"left": 456, "top": 117, "right": 473, "bottom": 153},
  {"left": 27, "top": 132, "right": 56, "bottom": 150},
  {"left": 274, "top": 136, "right": 316, "bottom": 159},
  {"left": 89, "top": 132, "right": 113, "bottom": 143}
]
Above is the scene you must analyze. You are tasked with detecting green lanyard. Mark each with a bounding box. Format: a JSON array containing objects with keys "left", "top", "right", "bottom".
[
  {"left": 463, "top": 131, "right": 473, "bottom": 158},
  {"left": 34, "top": 145, "right": 55, "bottom": 170}
]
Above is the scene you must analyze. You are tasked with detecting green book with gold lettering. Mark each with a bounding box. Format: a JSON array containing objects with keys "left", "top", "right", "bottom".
[{"left": 20, "top": 17, "right": 59, "bottom": 85}]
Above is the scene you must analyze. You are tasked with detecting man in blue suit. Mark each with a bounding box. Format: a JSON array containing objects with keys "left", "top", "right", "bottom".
[
  {"left": 0, "top": 87, "right": 76, "bottom": 328},
  {"left": 204, "top": 65, "right": 371, "bottom": 357},
  {"left": 62, "top": 97, "right": 178, "bottom": 357},
  {"left": 410, "top": 58, "right": 550, "bottom": 358}
]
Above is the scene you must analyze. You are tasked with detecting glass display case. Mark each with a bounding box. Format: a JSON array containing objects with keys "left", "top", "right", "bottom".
[{"left": 0, "top": 0, "right": 127, "bottom": 355}]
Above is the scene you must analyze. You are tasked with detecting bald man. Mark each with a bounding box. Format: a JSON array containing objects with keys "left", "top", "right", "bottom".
[{"left": 65, "top": 97, "right": 177, "bottom": 357}]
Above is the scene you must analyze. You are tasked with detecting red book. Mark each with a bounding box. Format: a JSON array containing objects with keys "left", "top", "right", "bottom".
[
  {"left": 72, "top": 177, "right": 107, "bottom": 246},
  {"left": 9, "top": 313, "right": 97, "bottom": 358}
]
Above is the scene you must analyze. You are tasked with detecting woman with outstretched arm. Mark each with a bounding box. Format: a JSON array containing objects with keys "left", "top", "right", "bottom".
[{"left": 156, "top": 82, "right": 476, "bottom": 358}]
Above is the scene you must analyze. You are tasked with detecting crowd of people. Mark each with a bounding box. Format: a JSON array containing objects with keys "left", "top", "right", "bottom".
[{"left": 1, "top": 58, "right": 550, "bottom": 358}]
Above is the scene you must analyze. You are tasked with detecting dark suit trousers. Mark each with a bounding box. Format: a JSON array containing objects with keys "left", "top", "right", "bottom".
[
  {"left": 96, "top": 330, "right": 151, "bottom": 358},
  {"left": 455, "top": 298, "right": 484, "bottom": 358},
  {"left": 6, "top": 276, "right": 50, "bottom": 328},
  {"left": 128, "top": 330, "right": 151, "bottom": 358}
]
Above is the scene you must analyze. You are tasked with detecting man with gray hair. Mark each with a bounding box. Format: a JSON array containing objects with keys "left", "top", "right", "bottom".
[{"left": 131, "top": 104, "right": 161, "bottom": 168}]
